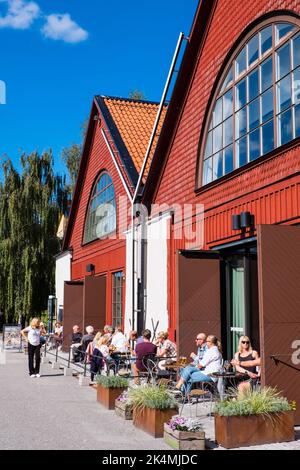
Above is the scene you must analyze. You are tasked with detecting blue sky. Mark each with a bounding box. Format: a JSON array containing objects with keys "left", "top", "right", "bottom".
[{"left": 0, "top": 0, "right": 198, "bottom": 176}]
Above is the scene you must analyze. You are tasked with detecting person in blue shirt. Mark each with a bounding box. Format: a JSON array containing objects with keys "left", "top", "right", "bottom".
[{"left": 190, "top": 333, "right": 207, "bottom": 365}]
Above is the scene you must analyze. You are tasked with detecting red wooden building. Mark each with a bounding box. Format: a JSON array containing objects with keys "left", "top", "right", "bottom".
[
  {"left": 60, "top": 95, "right": 165, "bottom": 347},
  {"left": 140, "top": 0, "right": 300, "bottom": 422}
]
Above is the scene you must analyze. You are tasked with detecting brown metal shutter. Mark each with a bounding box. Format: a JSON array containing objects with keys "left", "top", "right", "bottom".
[
  {"left": 83, "top": 275, "right": 107, "bottom": 332},
  {"left": 258, "top": 224, "right": 300, "bottom": 424},
  {"left": 176, "top": 250, "right": 221, "bottom": 357},
  {"left": 63, "top": 281, "right": 84, "bottom": 349}
]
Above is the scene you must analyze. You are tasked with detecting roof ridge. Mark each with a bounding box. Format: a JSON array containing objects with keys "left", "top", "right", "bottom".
[{"left": 98, "top": 95, "right": 163, "bottom": 106}]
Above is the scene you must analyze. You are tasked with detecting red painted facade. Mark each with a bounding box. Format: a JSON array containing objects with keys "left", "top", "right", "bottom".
[
  {"left": 146, "top": 0, "right": 300, "bottom": 332},
  {"left": 68, "top": 120, "right": 129, "bottom": 325}
]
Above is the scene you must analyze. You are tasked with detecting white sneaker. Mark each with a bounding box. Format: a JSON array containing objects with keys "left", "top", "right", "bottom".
[
  {"left": 35, "top": 374, "right": 41, "bottom": 378},
  {"left": 30, "top": 374, "right": 36, "bottom": 378}
]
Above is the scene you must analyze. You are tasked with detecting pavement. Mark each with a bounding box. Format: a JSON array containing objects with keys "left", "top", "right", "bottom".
[{"left": 1, "top": 346, "right": 300, "bottom": 450}]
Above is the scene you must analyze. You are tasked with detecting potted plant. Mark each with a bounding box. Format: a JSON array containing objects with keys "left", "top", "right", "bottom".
[
  {"left": 115, "top": 390, "right": 133, "bottom": 420},
  {"left": 96, "top": 375, "right": 129, "bottom": 410},
  {"left": 164, "top": 416, "right": 205, "bottom": 450},
  {"left": 128, "top": 385, "right": 178, "bottom": 438},
  {"left": 214, "top": 387, "right": 295, "bottom": 449}
]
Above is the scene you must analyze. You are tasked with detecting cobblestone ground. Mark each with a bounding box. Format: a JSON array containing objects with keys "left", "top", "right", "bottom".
[{"left": 0, "top": 346, "right": 299, "bottom": 450}]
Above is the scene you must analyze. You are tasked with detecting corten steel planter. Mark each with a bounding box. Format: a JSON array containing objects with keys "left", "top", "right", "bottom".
[
  {"left": 164, "top": 423, "right": 205, "bottom": 450},
  {"left": 215, "top": 411, "right": 295, "bottom": 449},
  {"left": 96, "top": 385, "right": 127, "bottom": 410},
  {"left": 115, "top": 400, "right": 133, "bottom": 420},
  {"left": 133, "top": 407, "right": 177, "bottom": 438}
]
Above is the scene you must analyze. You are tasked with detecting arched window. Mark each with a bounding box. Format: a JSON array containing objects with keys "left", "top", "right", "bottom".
[
  {"left": 83, "top": 172, "right": 116, "bottom": 243},
  {"left": 201, "top": 18, "right": 300, "bottom": 186}
]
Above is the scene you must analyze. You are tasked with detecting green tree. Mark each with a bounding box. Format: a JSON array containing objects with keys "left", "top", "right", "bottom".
[
  {"left": 0, "top": 151, "right": 68, "bottom": 324},
  {"left": 61, "top": 119, "right": 88, "bottom": 195},
  {"left": 128, "top": 90, "right": 146, "bottom": 101}
]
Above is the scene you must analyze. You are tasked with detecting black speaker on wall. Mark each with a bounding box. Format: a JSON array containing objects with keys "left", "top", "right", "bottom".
[
  {"left": 240, "top": 211, "right": 252, "bottom": 228},
  {"left": 232, "top": 214, "right": 241, "bottom": 231},
  {"left": 86, "top": 263, "right": 95, "bottom": 273}
]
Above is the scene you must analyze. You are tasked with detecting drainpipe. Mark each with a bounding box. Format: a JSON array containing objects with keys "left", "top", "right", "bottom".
[{"left": 131, "top": 32, "right": 186, "bottom": 335}]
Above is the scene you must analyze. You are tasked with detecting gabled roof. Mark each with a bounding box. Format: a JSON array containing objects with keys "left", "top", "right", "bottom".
[
  {"left": 97, "top": 96, "right": 167, "bottom": 179},
  {"left": 142, "top": 0, "right": 218, "bottom": 205},
  {"left": 62, "top": 95, "right": 165, "bottom": 250}
]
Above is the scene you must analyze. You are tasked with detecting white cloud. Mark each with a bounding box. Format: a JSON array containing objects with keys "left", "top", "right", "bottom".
[
  {"left": 42, "top": 13, "right": 88, "bottom": 44},
  {"left": 0, "top": 0, "right": 40, "bottom": 29}
]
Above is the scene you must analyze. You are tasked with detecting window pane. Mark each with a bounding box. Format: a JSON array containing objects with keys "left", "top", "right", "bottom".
[
  {"left": 223, "top": 89, "right": 233, "bottom": 119},
  {"left": 277, "top": 108, "right": 293, "bottom": 145},
  {"left": 213, "top": 124, "right": 223, "bottom": 152},
  {"left": 249, "top": 128, "right": 261, "bottom": 161},
  {"left": 295, "top": 104, "right": 300, "bottom": 138},
  {"left": 276, "top": 74, "right": 292, "bottom": 113},
  {"left": 213, "top": 98, "right": 223, "bottom": 127},
  {"left": 261, "top": 88, "right": 274, "bottom": 123},
  {"left": 224, "top": 117, "right": 233, "bottom": 147},
  {"left": 262, "top": 119, "right": 274, "bottom": 154},
  {"left": 293, "top": 33, "right": 300, "bottom": 69},
  {"left": 203, "top": 158, "right": 213, "bottom": 185},
  {"left": 261, "top": 26, "right": 273, "bottom": 56},
  {"left": 261, "top": 56, "right": 273, "bottom": 92},
  {"left": 236, "top": 136, "right": 248, "bottom": 167},
  {"left": 293, "top": 67, "right": 300, "bottom": 104},
  {"left": 248, "top": 67, "right": 260, "bottom": 102},
  {"left": 236, "top": 47, "right": 246, "bottom": 77},
  {"left": 276, "top": 42, "right": 291, "bottom": 80},
  {"left": 235, "top": 78, "right": 247, "bottom": 110},
  {"left": 224, "top": 145, "right": 234, "bottom": 174},
  {"left": 204, "top": 131, "right": 213, "bottom": 158},
  {"left": 235, "top": 108, "right": 247, "bottom": 139},
  {"left": 248, "top": 99, "right": 260, "bottom": 130},
  {"left": 213, "top": 152, "right": 223, "bottom": 180},
  {"left": 275, "top": 23, "right": 295, "bottom": 45},
  {"left": 221, "top": 68, "right": 233, "bottom": 92},
  {"left": 248, "top": 34, "right": 259, "bottom": 67}
]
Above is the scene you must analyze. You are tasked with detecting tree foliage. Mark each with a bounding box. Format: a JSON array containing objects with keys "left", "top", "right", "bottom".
[
  {"left": 128, "top": 90, "right": 146, "bottom": 101},
  {"left": 0, "top": 151, "right": 69, "bottom": 325}
]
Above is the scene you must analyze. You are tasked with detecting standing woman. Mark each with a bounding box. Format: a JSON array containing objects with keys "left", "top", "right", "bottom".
[{"left": 21, "top": 318, "right": 41, "bottom": 378}]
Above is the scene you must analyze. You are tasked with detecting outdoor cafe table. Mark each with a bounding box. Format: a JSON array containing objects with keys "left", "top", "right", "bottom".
[{"left": 211, "top": 371, "right": 249, "bottom": 398}]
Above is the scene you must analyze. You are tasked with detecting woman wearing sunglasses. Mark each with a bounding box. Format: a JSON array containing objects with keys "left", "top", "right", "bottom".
[{"left": 231, "top": 336, "right": 260, "bottom": 393}]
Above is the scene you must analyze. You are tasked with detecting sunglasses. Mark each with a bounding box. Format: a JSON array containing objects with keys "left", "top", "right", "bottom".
[{"left": 241, "top": 340, "right": 250, "bottom": 344}]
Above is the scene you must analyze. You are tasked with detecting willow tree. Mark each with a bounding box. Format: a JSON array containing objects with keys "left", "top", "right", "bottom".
[{"left": 0, "top": 151, "right": 69, "bottom": 324}]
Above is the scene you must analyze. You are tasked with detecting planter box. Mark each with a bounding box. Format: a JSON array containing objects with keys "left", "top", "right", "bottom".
[
  {"left": 215, "top": 411, "right": 295, "bottom": 449},
  {"left": 96, "top": 385, "right": 127, "bottom": 410},
  {"left": 133, "top": 407, "right": 177, "bottom": 438},
  {"left": 115, "top": 400, "right": 133, "bottom": 420},
  {"left": 164, "top": 423, "right": 205, "bottom": 450}
]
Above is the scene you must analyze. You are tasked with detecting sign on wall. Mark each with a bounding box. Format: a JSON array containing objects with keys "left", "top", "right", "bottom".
[{"left": 3, "top": 325, "right": 22, "bottom": 350}]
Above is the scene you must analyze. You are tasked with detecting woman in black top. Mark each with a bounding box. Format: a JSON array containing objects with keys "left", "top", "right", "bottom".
[{"left": 231, "top": 336, "right": 260, "bottom": 394}]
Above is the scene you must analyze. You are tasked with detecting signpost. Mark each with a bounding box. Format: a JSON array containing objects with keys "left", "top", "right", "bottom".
[{"left": 3, "top": 324, "right": 22, "bottom": 351}]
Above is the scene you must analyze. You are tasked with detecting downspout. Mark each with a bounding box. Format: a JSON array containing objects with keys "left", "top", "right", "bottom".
[{"left": 131, "top": 32, "right": 186, "bottom": 335}]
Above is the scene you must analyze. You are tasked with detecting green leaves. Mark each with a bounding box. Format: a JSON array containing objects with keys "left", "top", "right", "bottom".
[
  {"left": 96, "top": 375, "right": 129, "bottom": 389},
  {"left": 128, "top": 385, "right": 177, "bottom": 410},
  {"left": 0, "top": 151, "right": 69, "bottom": 324}
]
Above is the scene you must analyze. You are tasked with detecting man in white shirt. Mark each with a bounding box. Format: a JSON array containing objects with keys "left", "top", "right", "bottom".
[
  {"left": 176, "top": 335, "right": 222, "bottom": 392},
  {"left": 111, "top": 326, "right": 127, "bottom": 353}
]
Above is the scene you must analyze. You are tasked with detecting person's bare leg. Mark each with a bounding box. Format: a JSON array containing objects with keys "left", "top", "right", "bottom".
[
  {"left": 176, "top": 377, "right": 185, "bottom": 389},
  {"left": 131, "top": 363, "right": 139, "bottom": 385}
]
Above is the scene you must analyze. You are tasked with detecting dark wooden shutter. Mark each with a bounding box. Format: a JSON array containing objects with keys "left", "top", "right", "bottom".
[
  {"left": 176, "top": 250, "right": 221, "bottom": 357},
  {"left": 83, "top": 275, "right": 107, "bottom": 331},
  {"left": 258, "top": 225, "right": 300, "bottom": 424},
  {"left": 63, "top": 281, "right": 84, "bottom": 349}
]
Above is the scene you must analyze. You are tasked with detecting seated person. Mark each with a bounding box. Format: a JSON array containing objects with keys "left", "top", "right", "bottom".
[
  {"left": 53, "top": 322, "right": 63, "bottom": 348},
  {"left": 103, "top": 325, "right": 114, "bottom": 345},
  {"left": 231, "top": 336, "right": 260, "bottom": 394},
  {"left": 70, "top": 325, "right": 83, "bottom": 362},
  {"left": 77, "top": 326, "right": 94, "bottom": 362},
  {"left": 126, "top": 331, "right": 143, "bottom": 356},
  {"left": 155, "top": 331, "right": 177, "bottom": 369},
  {"left": 176, "top": 335, "right": 222, "bottom": 392},
  {"left": 85, "top": 331, "right": 103, "bottom": 364},
  {"left": 131, "top": 329, "right": 157, "bottom": 384},
  {"left": 39, "top": 322, "right": 47, "bottom": 346},
  {"left": 111, "top": 325, "right": 127, "bottom": 353},
  {"left": 190, "top": 333, "right": 207, "bottom": 365}
]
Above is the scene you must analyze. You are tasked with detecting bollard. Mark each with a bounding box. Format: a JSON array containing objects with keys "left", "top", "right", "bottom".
[
  {"left": 64, "top": 367, "right": 73, "bottom": 377},
  {"left": 68, "top": 347, "right": 71, "bottom": 369}
]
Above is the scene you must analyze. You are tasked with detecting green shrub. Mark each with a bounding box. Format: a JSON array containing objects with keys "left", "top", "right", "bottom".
[
  {"left": 128, "top": 385, "right": 177, "bottom": 410},
  {"left": 96, "top": 375, "right": 129, "bottom": 389},
  {"left": 215, "top": 387, "right": 292, "bottom": 417}
]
